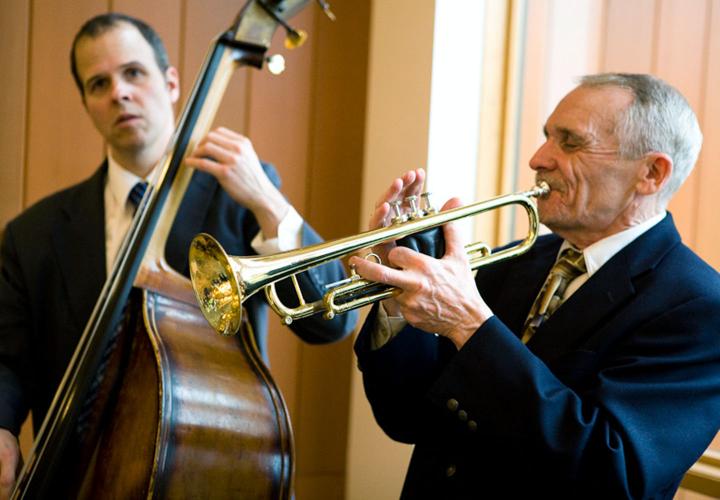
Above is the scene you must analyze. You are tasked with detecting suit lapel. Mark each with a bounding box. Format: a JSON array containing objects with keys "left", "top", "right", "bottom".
[
  {"left": 51, "top": 165, "right": 107, "bottom": 329},
  {"left": 527, "top": 215, "right": 681, "bottom": 362}
]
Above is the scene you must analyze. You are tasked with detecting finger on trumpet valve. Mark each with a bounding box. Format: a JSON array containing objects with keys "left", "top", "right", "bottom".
[{"left": 323, "top": 252, "right": 383, "bottom": 289}]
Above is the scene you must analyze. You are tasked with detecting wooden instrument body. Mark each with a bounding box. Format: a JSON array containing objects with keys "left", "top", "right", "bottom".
[{"left": 82, "top": 292, "right": 294, "bottom": 499}]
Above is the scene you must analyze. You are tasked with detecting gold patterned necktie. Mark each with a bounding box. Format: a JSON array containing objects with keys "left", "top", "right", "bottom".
[{"left": 521, "top": 247, "right": 586, "bottom": 344}]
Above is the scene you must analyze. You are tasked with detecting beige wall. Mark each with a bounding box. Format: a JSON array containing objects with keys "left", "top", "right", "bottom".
[
  {"left": 0, "top": 1, "right": 369, "bottom": 498},
  {"left": 345, "top": 1, "right": 436, "bottom": 498}
]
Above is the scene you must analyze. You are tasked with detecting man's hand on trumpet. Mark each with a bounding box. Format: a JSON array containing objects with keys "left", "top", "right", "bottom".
[
  {"left": 350, "top": 169, "right": 493, "bottom": 350},
  {"left": 357, "top": 168, "right": 425, "bottom": 317}
]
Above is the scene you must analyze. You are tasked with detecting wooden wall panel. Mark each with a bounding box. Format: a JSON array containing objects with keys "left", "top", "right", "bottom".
[
  {"left": 0, "top": 0, "right": 29, "bottom": 231},
  {"left": 247, "top": 8, "right": 315, "bottom": 211},
  {"left": 25, "top": 0, "right": 106, "bottom": 206},
  {"left": 696, "top": 0, "right": 720, "bottom": 266},
  {"left": 292, "top": 2, "right": 370, "bottom": 497},
  {"left": 113, "top": 0, "right": 181, "bottom": 65},
  {"left": 182, "top": 0, "right": 250, "bottom": 135},
  {"left": 602, "top": 0, "right": 655, "bottom": 73},
  {"left": 656, "top": 0, "right": 709, "bottom": 246}
]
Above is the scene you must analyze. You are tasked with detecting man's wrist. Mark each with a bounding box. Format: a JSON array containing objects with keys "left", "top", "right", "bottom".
[{"left": 252, "top": 192, "right": 289, "bottom": 240}]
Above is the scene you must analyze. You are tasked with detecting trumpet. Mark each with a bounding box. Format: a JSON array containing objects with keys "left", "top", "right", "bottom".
[{"left": 189, "top": 182, "right": 550, "bottom": 336}]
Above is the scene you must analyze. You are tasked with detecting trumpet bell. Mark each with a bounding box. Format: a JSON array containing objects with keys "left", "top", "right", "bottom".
[{"left": 189, "top": 234, "right": 243, "bottom": 336}]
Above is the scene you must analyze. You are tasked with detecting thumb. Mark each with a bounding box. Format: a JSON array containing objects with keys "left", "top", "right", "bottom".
[{"left": 439, "top": 197, "right": 466, "bottom": 257}]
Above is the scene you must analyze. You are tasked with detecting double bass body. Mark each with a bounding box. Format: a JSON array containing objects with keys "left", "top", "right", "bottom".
[{"left": 82, "top": 293, "right": 293, "bottom": 499}]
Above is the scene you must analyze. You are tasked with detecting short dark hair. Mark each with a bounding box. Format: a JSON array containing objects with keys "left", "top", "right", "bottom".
[{"left": 70, "top": 12, "right": 170, "bottom": 96}]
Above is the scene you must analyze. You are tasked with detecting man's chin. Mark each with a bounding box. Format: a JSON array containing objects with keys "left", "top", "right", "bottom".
[
  {"left": 109, "top": 133, "right": 146, "bottom": 152},
  {"left": 537, "top": 203, "right": 566, "bottom": 230}
]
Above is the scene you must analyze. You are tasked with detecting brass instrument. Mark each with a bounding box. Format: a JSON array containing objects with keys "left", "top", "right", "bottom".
[{"left": 189, "top": 182, "right": 550, "bottom": 335}]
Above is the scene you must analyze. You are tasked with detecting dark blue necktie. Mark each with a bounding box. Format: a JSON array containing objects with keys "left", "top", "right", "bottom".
[{"left": 128, "top": 181, "right": 148, "bottom": 212}]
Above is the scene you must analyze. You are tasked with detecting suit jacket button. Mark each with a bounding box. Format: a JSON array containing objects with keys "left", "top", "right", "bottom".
[
  {"left": 468, "top": 420, "right": 477, "bottom": 432},
  {"left": 457, "top": 410, "right": 468, "bottom": 421},
  {"left": 446, "top": 465, "right": 456, "bottom": 477},
  {"left": 447, "top": 399, "right": 459, "bottom": 411}
]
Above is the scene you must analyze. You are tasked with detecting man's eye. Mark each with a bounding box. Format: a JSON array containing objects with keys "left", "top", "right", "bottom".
[
  {"left": 88, "top": 79, "right": 108, "bottom": 93},
  {"left": 126, "top": 67, "right": 142, "bottom": 79}
]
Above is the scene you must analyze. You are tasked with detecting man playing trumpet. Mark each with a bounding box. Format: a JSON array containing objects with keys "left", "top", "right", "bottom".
[{"left": 352, "top": 73, "right": 720, "bottom": 498}]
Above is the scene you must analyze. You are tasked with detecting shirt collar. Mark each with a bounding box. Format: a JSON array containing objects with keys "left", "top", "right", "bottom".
[{"left": 560, "top": 212, "right": 666, "bottom": 277}]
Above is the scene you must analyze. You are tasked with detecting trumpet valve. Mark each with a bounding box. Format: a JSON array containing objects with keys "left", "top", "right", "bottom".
[
  {"left": 390, "top": 200, "right": 407, "bottom": 224},
  {"left": 421, "top": 192, "right": 437, "bottom": 215},
  {"left": 404, "top": 195, "right": 422, "bottom": 219}
]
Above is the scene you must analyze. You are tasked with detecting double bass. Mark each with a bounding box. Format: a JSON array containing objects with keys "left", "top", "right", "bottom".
[{"left": 11, "top": 1, "right": 326, "bottom": 498}]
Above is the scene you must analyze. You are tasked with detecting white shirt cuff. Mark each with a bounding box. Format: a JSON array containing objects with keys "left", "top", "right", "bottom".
[{"left": 251, "top": 205, "right": 304, "bottom": 255}]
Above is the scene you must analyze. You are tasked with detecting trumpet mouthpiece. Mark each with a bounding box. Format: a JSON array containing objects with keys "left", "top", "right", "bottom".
[{"left": 534, "top": 181, "right": 551, "bottom": 198}]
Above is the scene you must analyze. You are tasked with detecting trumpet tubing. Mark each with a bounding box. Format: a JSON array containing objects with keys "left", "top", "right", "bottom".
[{"left": 189, "top": 182, "right": 550, "bottom": 335}]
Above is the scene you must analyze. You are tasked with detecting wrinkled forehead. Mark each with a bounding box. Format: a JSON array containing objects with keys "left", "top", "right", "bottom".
[
  {"left": 547, "top": 85, "right": 634, "bottom": 140},
  {"left": 74, "top": 22, "right": 157, "bottom": 81}
]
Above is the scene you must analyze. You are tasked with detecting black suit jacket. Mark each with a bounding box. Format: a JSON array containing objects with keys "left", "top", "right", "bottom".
[
  {"left": 356, "top": 215, "right": 720, "bottom": 499},
  {"left": 0, "top": 162, "right": 356, "bottom": 435}
]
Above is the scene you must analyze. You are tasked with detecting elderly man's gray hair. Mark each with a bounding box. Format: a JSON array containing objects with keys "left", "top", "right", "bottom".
[{"left": 580, "top": 73, "right": 702, "bottom": 203}]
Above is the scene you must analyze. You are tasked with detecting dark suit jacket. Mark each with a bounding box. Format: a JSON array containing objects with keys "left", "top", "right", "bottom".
[
  {"left": 355, "top": 215, "right": 720, "bottom": 499},
  {"left": 0, "top": 162, "right": 356, "bottom": 436}
]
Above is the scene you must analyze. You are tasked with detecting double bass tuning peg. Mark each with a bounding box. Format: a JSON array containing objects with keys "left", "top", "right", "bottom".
[{"left": 284, "top": 28, "right": 307, "bottom": 50}]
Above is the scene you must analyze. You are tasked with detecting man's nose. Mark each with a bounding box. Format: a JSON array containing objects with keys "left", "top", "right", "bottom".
[
  {"left": 110, "top": 79, "right": 132, "bottom": 101},
  {"left": 529, "top": 140, "right": 555, "bottom": 171}
]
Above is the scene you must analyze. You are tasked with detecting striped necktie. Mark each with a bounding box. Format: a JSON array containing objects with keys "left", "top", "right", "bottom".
[
  {"left": 128, "top": 181, "right": 148, "bottom": 212},
  {"left": 521, "top": 248, "right": 586, "bottom": 344}
]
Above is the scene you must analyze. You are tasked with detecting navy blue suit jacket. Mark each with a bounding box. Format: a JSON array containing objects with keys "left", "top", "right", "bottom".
[
  {"left": 0, "top": 162, "right": 356, "bottom": 436},
  {"left": 356, "top": 215, "right": 720, "bottom": 499}
]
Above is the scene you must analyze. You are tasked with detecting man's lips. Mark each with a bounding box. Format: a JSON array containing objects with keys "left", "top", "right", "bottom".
[{"left": 115, "top": 114, "right": 141, "bottom": 126}]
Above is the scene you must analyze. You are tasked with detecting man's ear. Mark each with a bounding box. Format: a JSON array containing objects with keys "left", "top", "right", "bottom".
[
  {"left": 636, "top": 153, "right": 673, "bottom": 195},
  {"left": 165, "top": 66, "right": 180, "bottom": 104}
]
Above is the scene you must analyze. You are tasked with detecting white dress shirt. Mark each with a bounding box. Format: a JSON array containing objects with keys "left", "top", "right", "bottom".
[{"left": 103, "top": 154, "right": 303, "bottom": 275}]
